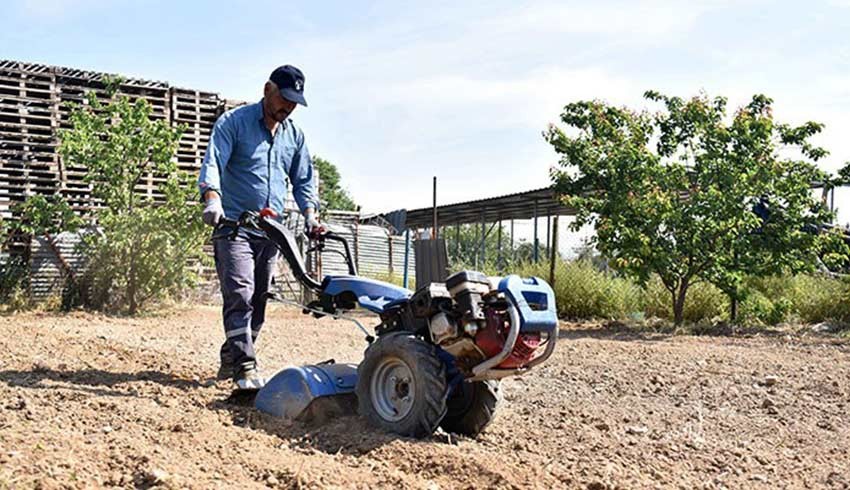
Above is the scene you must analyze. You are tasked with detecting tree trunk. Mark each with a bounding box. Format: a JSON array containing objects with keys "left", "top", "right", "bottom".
[
  {"left": 672, "top": 280, "right": 689, "bottom": 326},
  {"left": 730, "top": 295, "right": 738, "bottom": 323},
  {"left": 128, "top": 247, "right": 137, "bottom": 315},
  {"left": 729, "top": 250, "right": 739, "bottom": 323}
]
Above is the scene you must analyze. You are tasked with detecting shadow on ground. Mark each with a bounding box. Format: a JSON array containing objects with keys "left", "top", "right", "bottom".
[{"left": 0, "top": 367, "right": 204, "bottom": 397}]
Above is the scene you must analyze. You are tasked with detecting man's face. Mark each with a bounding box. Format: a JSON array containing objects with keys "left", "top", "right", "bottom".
[{"left": 263, "top": 82, "right": 297, "bottom": 122}]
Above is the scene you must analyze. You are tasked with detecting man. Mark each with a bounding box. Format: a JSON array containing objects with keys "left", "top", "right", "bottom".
[{"left": 197, "top": 65, "right": 321, "bottom": 390}]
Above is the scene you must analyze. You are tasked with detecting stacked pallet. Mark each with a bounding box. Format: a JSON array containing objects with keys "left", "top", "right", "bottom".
[
  {"left": 219, "top": 98, "right": 247, "bottom": 116},
  {"left": 55, "top": 64, "right": 172, "bottom": 209},
  {"left": 0, "top": 60, "right": 174, "bottom": 218},
  {"left": 171, "top": 87, "right": 218, "bottom": 180},
  {"left": 0, "top": 61, "right": 58, "bottom": 221}
]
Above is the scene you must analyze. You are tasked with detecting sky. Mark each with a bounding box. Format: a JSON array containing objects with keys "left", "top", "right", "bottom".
[{"left": 2, "top": 0, "right": 850, "bottom": 254}]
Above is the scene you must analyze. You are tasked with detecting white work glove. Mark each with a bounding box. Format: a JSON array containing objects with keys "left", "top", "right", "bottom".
[
  {"left": 304, "top": 208, "right": 324, "bottom": 237},
  {"left": 203, "top": 196, "right": 224, "bottom": 226}
]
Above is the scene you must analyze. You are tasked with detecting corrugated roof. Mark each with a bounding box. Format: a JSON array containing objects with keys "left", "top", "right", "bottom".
[{"left": 392, "top": 187, "right": 576, "bottom": 229}]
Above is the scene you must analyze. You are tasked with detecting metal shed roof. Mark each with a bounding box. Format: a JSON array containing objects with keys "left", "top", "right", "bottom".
[{"left": 389, "top": 187, "right": 576, "bottom": 229}]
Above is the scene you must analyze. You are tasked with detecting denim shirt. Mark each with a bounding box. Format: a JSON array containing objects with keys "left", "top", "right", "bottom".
[{"left": 197, "top": 100, "right": 318, "bottom": 235}]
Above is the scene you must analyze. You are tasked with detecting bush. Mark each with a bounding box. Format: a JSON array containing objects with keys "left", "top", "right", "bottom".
[
  {"left": 642, "top": 277, "right": 727, "bottom": 324},
  {"left": 366, "top": 271, "right": 415, "bottom": 290},
  {"left": 449, "top": 259, "right": 501, "bottom": 277},
  {"left": 443, "top": 255, "right": 850, "bottom": 328},
  {"left": 738, "top": 291, "right": 791, "bottom": 326},
  {"left": 640, "top": 273, "right": 850, "bottom": 327},
  {"left": 77, "top": 180, "right": 208, "bottom": 313},
  {"left": 785, "top": 274, "right": 850, "bottom": 324},
  {"left": 0, "top": 253, "right": 30, "bottom": 312},
  {"left": 735, "top": 274, "right": 850, "bottom": 325},
  {"left": 516, "top": 259, "right": 641, "bottom": 320}
]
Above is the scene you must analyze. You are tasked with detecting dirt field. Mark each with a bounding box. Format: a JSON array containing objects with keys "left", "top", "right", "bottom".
[{"left": 1, "top": 306, "right": 848, "bottom": 489}]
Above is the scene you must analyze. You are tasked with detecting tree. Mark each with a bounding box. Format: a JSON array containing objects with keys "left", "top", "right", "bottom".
[
  {"left": 58, "top": 78, "right": 208, "bottom": 315},
  {"left": 547, "top": 91, "right": 847, "bottom": 324},
  {"left": 313, "top": 156, "right": 357, "bottom": 211},
  {"left": 9, "top": 195, "right": 82, "bottom": 236}
]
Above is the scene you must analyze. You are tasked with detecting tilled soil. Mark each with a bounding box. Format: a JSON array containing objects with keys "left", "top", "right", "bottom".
[{"left": 1, "top": 306, "right": 848, "bottom": 489}]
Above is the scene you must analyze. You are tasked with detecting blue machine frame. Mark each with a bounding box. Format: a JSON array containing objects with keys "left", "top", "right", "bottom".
[{"left": 321, "top": 276, "right": 412, "bottom": 314}]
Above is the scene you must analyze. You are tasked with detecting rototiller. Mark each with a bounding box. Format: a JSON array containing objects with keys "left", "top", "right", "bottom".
[{"left": 223, "top": 209, "right": 558, "bottom": 438}]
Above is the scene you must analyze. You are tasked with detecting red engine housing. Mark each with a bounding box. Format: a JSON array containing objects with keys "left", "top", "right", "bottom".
[{"left": 474, "top": 308, "right": 541, "bottom": 369}]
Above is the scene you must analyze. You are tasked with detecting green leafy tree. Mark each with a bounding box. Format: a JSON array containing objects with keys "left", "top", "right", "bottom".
[
  {"left": 9, "top": 195, "right": 82, "bottom": 236},
  {"left": 547, "top": 91, "right": 846, "bottom": 324},
  {"left": 58, "top": 78, "right": 207, "bottom": 314},
  {"left": 313, "top": 156, "right": 357, "bottom": 211}
]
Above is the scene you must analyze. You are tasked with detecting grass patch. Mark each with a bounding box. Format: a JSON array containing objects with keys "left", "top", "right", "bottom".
[
  {"left": 364, "top": 271, "right": 415, "bottom": 290},
  {"left": 516, "top": 259, "right": 642, "bottom": 320}
]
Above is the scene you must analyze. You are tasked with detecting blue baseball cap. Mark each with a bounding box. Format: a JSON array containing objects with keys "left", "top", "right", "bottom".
[{"left": 270, "top": 65, "right": 307, "bottom": 106}]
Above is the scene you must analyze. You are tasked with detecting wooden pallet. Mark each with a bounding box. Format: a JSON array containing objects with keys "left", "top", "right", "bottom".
[{"left": 0, "top": 59, "right": 248, "bottom": 228}]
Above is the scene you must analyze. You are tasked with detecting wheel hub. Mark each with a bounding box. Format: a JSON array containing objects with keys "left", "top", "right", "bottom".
[{"left": 370, "top": 356, "right": 416, "bottom": 422}]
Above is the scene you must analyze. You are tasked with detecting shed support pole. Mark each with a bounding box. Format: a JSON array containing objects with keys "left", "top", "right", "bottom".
[
  {"left": 403, "top": 229, "right": 410, "bottom": 288},
  {"left": 474, "top": 219, "right": 480, "bottom": 267},
  {"left": 497, "top": 219, "right": 503, "bottom": 273},
  {"left": 388, "top": 232, "right": 394, "bottom": 275},
  {"left": 533, "top": 201, "right": 539, "bottom": 263},
  {"left": 480, "top": 213, "right": 486, "bottom": 268},
  {"left": 432, "top": 176, "right": 438, "bottom": 238},
  {"left": 549, "top": 216, "right": 559, "bottom": 290},
  {"left": 510, "top": 219, "right": 515, "bottom": 264},
  {"left": 455, "top": 222, "right": 460, "bottom": 262}
]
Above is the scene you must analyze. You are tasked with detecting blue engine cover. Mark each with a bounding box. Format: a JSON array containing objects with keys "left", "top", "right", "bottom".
[
  {"left": 499, "top": 275, "right": 558, "bottom": 333},
  {"left": 322, "top": 275, "right": 412, "bottom": 313},
  {"left": 254, "top": 363, "right": 358, "bottom": 421}
]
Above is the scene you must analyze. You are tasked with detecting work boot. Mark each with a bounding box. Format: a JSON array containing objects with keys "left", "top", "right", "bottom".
[
  {"left": 217, "top": 349, "right": 235, "bottom": 380},
  {"left": 233, "top": 361, "right": 265, "bottom": 391}
]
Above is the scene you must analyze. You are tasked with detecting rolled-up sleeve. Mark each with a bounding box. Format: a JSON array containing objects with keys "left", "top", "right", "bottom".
[
  {"left": 198, "top": 114, "right": 235, "bottom": 200},
  {"left": 290, "top": 134, "right": 319, "bottom": 213}
]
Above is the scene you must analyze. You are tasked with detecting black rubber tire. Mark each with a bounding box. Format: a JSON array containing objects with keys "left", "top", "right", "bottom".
[
  {"left": 356, "top": 333, "right": 447, "bottom": 438},
  {"left": 439, "top": 380, "right": 501, "bottom": 437}
]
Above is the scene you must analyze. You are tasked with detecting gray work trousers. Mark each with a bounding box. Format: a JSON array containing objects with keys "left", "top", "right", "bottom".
[{"left": 213, "top": 236, "right": 279, "bottom": 367}]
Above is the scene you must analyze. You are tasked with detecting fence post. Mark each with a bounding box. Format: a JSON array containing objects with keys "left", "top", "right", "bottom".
[
  {"left": 549, "top": 216, "right": 559, "bottom": 289},
  {"left": 388, "top": 231, "right": 394, "bottom": 275},
  {"left": 354, "top": 219, "right": 360, "bottom": 271},
  {"left": 403, "top": 229, "right": 410, "bottom": 288}
]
